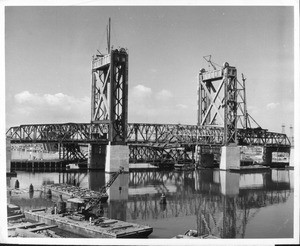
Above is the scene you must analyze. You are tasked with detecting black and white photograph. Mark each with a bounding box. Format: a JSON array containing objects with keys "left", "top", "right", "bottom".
[{"left": 1, "top": 1, "right": 299, "bottom": 245}]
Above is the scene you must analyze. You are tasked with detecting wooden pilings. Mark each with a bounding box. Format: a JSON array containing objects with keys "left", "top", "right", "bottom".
[{"left": 11, "top": 160, "right": 69, "bottom": 172}]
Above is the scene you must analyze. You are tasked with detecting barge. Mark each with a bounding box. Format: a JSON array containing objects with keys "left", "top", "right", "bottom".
[
  {"left": 24, "top": 209, "right": 153, "bottom": 238},
  {"left": 43, "top": 183, "right": 108, "bottom": 203},
  {"left": 7, "top": 204, "right": 60, "bottom": 238}
]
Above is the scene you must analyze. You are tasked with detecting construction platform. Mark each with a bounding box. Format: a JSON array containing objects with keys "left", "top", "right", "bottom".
[
  {"left": 24, "top": 209, "right": 153, "bottom": 238},
  {"left": 43, "top": 184, "right": 108, "bottom": 203}
]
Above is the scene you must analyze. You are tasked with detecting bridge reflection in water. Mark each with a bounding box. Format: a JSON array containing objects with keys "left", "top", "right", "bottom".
[
  {"left": 110, "top": 169, "right": 293, "bottom": 238},
  {"left": 8, "top": 168, "right": 293, "bottom": 238}
]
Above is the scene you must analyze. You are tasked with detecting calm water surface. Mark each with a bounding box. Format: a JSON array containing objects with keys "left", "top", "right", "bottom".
[{"left": 7, "top": 168, "right": 294, "bottom": 238}]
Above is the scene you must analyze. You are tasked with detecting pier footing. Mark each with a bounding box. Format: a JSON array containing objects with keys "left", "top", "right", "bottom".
[{"left": 220, "top": 145, "right": 240, "bottom": 170}]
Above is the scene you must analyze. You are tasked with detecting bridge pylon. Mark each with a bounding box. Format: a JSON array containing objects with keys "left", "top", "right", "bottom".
[
  {"left": 89, "top": 20, "right": 129, "bottom": 172},
  {"left": 198, "top": 62, "right": 240, "bottom": 170}
]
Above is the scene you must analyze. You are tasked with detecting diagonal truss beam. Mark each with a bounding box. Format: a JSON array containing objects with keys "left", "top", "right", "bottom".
[
  {"left": 200, "top": 79, "right": 225, "bottom": 125},
  {"left": 93, "top": 66, "right": 111, "bottom": 121}
]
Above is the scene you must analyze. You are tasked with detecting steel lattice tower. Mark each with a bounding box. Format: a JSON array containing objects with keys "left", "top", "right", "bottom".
[
  {"left": 198, "top": 62, "right": 238, "bottom": 145},
  {"left": 91, "top": 49, "right": 128, "bottom": 144}
]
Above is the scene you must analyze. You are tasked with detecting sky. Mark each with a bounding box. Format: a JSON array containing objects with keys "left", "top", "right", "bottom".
[{"left": 4, "top": 4, "right": 295, "bottom": 134}]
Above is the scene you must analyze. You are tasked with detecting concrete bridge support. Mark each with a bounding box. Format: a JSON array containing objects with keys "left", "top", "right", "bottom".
[
  {"left": 220, "top": 145, "right": 241, "bottom": 170},
  {"left": 105, "top": 144, "right": 129, "bottom": 173},
  {"left": 88, "top": 143, "right": 129, "bottom": 172}
]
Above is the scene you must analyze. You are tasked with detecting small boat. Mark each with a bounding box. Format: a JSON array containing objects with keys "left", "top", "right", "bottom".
[{"left": 174, "top": 230, "right": 219, "bottom": 239}]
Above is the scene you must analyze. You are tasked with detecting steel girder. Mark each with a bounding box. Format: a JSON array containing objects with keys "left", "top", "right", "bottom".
[
  {"left": 91, "top": 48, "right": 128, "bottom": 144},
  {"left": 6, "top": 123, "right": 109, "bottom": 144}
]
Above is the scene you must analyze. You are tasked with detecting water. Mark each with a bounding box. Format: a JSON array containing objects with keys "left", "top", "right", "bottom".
[{"left": 7, "top": 168, "right": 294, "bottom": 238}]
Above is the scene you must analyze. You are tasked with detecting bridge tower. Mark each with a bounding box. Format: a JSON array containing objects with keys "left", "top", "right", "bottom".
[
  {"left": 89, "top": 19, "right": 129, "bottom": 172},
  {"left": 198, "top": 60, "right": 240, "bottom": 170}
]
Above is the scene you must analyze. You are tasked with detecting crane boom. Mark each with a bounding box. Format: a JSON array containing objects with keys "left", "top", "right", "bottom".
[{"left": 85, "top": 167, "right": 124, "bottom": 211}]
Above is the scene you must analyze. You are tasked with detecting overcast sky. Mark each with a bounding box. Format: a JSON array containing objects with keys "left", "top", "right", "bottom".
[{"left": 5, "top": 5, "right": 295, "bottom": 134}]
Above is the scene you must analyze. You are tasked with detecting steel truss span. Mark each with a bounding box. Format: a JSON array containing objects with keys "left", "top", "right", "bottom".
[
  {"left": 237, "top": 128, "right": 291, "bottom": 147},
  {"left": 6, "top": 122, "right": 109, "bottom": 144},
  {"left": 127, "top": 123, "right": 224, "bottom": 146},
  {"left": 7, "top": 122, "right": 290, "bottom": 147}
]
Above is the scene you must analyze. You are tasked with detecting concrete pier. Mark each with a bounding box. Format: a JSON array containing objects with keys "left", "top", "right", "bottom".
[
  {"left": 105, "top": 144, "right": 129, "bottom": 173},
  {"left": 88, "top": 143, "right": 129, "bottom": 172},
  {"left": 220, "top": 145, "right": 241, "bottom": 170}
]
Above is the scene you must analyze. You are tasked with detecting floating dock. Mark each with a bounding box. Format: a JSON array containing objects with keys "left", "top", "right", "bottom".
[
  {"left": 43, "top": 183, "right": 108, "bottom": 203},
  {"left": 24, "top": 209, "right": 153, "bottom": 238}
]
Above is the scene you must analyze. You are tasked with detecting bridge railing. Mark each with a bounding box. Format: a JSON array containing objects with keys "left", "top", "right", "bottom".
[{"left": 6, "top": 122, "right": 109, "bottom": 143}]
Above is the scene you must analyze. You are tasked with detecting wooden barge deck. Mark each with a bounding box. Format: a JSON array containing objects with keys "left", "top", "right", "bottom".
[
  {"left": 24, "top": 209, "right": 153, "bottom": 238},
  {"left": 7, "top": 204, "right": 60, "bottom": 238},
  {"left": 43, "top": 183, "right": 108, "bottom": 203}
]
